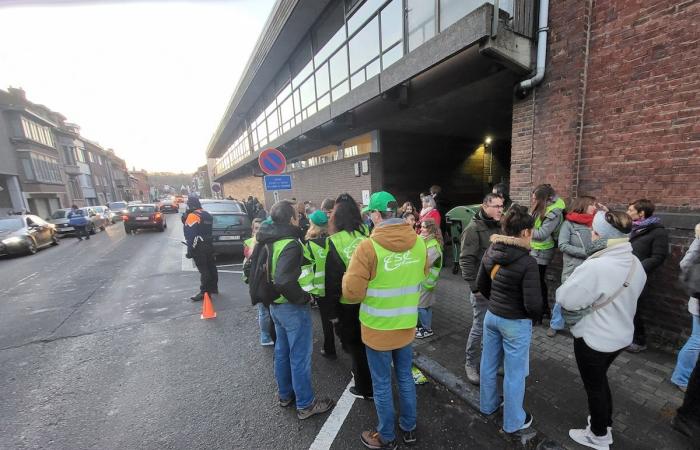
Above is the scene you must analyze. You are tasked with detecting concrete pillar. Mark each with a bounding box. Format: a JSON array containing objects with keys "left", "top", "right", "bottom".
[{"left": 7, "top": 175, "right": 28, "bottom": 212}]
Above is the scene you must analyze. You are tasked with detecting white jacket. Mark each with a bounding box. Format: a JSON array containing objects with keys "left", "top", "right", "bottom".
[{"left": 556, "top": 241, "right": 647, "bottom": 353}]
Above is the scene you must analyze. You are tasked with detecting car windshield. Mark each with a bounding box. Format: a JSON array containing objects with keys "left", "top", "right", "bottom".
[
  {"left": 0, "top": 218, "right": 24, "bottom": 232},
  {"left": 128, "top": 205, "right": 155, "bottom": 213},
  {"left": 51, "top": 210, "right": 67, "bottom": 219},
  {"left": 212, "top": 215, "right": 245, "bottom": 227},
  {"left": 202, "top": 202, "right": 243, "bottom": 213},
  {"left": 109, "top": 202, "right": 127, "bottom": 210}
]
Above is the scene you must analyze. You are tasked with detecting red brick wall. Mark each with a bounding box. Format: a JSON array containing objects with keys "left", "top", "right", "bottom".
[{"left": 511, "top": 0, "right": 700, "bottom": 348}]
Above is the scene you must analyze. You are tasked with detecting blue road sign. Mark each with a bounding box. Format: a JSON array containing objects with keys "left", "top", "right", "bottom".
[{"left": 264, "top": 175, "right": 292, "bottom": 191}]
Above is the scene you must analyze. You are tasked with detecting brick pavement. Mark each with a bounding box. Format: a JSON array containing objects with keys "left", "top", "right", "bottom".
[{"left": 412, "top": 265, "right": 694, "bottom": 450}]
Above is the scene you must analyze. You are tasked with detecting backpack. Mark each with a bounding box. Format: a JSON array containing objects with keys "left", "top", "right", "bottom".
[{"left": 244, "top": 241, "right": 280, "bottom": 306}]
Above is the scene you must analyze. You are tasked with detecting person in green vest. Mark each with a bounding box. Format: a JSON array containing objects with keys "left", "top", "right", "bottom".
[
  {"left": 306, "top": 209, "right": 336, "bottom": 358},
  {"left": 255, "top": 200, "right": 335, "bottom": 420},
  {"left": 416, "top": 218, "right": 443, "bottom": 339},
  {"left": 343, "top": 191, "right": 429, "bottom": 449},
  {"left": 243, "top": 218, "right": 274, "bottom": 346},
  {"left": 326, "top": 193, "right": 373, "bottom": 399},
  {"left": 530, "top": 184, "right": 566, "bottom": 321}
]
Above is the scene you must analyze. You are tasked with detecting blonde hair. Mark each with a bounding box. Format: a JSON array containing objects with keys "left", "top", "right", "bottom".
[
  {"left": 695, "top": 223, "right": 700, "bottom": 239},
  {"left": 306, "top": 222, "right": 328, "bottom": 240},
  {"left": 421, "top": 218, "right": 443, "bottom": 246}
]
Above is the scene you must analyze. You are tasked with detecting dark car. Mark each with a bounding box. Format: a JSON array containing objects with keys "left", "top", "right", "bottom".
[
  {"left": 123, "top": 204, "right": 167, "bottom": 234},
  {"left": 0, "top": 215, "right": 58, "bottom": 256},
  {"left": 200, "top": 199, "right": 251, "bottom": 255},
  {"left": 160, "top": 198, "right": 178, "bottom": 214}
]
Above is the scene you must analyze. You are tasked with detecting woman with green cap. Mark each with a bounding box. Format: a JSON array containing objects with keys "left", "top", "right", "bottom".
[{"left": 306, "top": 209, "right": 336, "bottom": 358}]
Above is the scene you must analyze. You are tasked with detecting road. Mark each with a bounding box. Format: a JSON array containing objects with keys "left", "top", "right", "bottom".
[{"left": 0, "top": 216, "right": 511, "bottom": 449}]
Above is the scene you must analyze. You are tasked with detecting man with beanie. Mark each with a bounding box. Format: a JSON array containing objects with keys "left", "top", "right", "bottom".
[
  {"left": 183, "top": 196, "right": 218, "bottom": 301},
  {"left": 343, "top": 191, "right": 429, "bottom": 449},
  {"left": 459, "top": 193, "right": 504, "bottom": 385}
]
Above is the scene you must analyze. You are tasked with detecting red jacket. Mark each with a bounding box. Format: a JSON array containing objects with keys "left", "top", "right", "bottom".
[{"left": 418, "top": 208, "right": 441, "bottom": 232}]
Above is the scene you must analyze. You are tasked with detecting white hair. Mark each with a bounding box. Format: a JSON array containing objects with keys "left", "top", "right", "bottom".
[{"left": 422, "top": 195, "right": 436, "bottom": 208}]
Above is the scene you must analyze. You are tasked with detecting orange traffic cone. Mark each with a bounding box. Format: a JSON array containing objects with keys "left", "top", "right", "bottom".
[{"left": 201, "top": 292, "right": 217, "bottom": 319}]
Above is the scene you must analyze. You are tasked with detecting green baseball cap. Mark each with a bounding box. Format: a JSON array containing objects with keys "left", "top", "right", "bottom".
[
  {"left": 308, "top": 209, "right": 328, "bottom": 226},
  {"left": 362, "top": 191, "right": 397, "bottom": 214}
]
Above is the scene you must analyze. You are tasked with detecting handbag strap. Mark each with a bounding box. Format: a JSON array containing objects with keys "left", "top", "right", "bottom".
[{"left": 591, "top": 257, "right": 637, "bottom": 311}]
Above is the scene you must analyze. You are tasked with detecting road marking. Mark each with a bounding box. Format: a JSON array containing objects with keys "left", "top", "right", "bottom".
[
  {"left": 217, "top": 269, "right": 243, "bottom": 274},
  {"left": 309, "top": 381, "right": 356, "bottom": 450},
  {"left": 16, "top": 272, "right": 39, "bottom": 285},
  {"left": 217, "top": 263, "right": 243, "bottom": 267}
]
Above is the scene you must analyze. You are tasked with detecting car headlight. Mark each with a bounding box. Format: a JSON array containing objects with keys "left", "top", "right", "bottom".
[{"left": 2, "top": 237, "right": 24, "bottom": 245}]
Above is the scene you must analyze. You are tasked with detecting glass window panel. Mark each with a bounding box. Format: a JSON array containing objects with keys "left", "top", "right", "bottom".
[
  {"left": 265, "top": 100, "right": 276, "bottom": 117},
  {"left": 439, "top": 0, "right": 482, "bottom": 31},
  {"left": 349, "top": 16, "right": 379, "bottom": 74},
  {"left": 277, "top": 82, "right": 292, "bottom": 102},
  {"left": 317, "top": 93, "right": 330, "bottom": 111},
  {"left": 315, "top": 27, "right": 346, "bottom": 66},
  {"left": 293, "top": 89, "right": 301, "bottom": 115},
  {"left": 381, "top": 0, "right": 403, "bottom": 50},
  {"left": 315, "top": 62, "right": 330, "bottom": 96},
  {"left": 407, "top": 0, "right": 435, "bottom": 52},
  {"left": 299, "top": 76, "right": 316, "bottom": 109},
  {"left": 329, "top": 46, "right": 349, "bottom": 87},
  {"left": 267, "top": 110, "right": 279, "bottom": 136},
  {"left": 332, "top": 80, "right": 349, "bottom": 100},
  {"left": 280, "top": 96, "right": 294, "bottom": 125},
  {"left": 347, "top": 0, "right": 384, "bottom": 35},
  {"left": 382, "top": 43, "right": 403, "bottom": 68},
  {"left": 292, "top": 60, "right": 314, "bottom": 90},
  {"left": 366, "top": 58, "right": 380, "bottom": 79},
  {"left": 350, "top": 71, "right": 366, "bottom": 90}
]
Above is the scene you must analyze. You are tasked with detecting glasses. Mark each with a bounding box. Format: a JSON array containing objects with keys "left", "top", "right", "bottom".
[{"left": 486, "top": 204, "right": 505, "bottom": 209}]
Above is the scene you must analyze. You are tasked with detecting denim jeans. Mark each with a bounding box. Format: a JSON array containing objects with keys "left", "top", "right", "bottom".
[
  {"left": 550, "top": 303, "right": 565, "bottom": 330},
  {"left": 366, "top": 344, "right": 416, "bottom": 443},
  {"left": 465, "top": 292, "right": 488, "bottom": 368},
  {"left": 269, "top": 302, "right": 314, "bottom": 410},
  {"left": 480, "top": 311, "right": 532, "bottom": 433},
  {"left": 418, "top": 307, "right": 433, "bottom": 330},
  {"left": 257, "top": 303, "right": 273, "bottom": 344},
  {"left": 672, "top": 314, "right": 700, "bottom": 388}
]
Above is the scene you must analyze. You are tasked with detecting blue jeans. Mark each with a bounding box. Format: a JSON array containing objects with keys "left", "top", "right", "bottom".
[
  {"left": 672, "top": 314, "right": 700, "bottom": 388},
  {"left": 270, "top": 302, "right": 314, "bottom": 410},
  {"left": 418, "top": 307, "right": 432, "bottom": 330},
  {"left": 480, "top": 311, "right": 532, "bottom": 433},
  {"left": 366, "top": 344, "right": 416, "bottom": 443},
  {"left": 258, "top": 303, "right": 273, "bottom": 344},
  {"left": 550, "top": 303, "right": 565, "bottom": 330}
]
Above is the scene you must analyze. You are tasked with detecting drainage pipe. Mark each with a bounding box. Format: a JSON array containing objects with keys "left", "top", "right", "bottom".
[{"left": 517, "top": 0, "right": 549, "bottom": 93}]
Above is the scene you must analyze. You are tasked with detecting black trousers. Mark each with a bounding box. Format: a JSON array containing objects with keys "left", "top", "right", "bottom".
[
  {"left": 317, "top": 296, "right": 337, "bottom": 355},
  {"left": 574, "top": 337, "right": 621, "bottom": 436},
  {"left": 677, "top": 356, "right": 700, "bottom": 425},
  {"left": 193, "top": 250, "right": 218, "bottom": 294},
  {"left": 74, "top": 225, "right": 89, "bottom": 240},
  {"left": 538, "top": 264, "right": 550, "bottom": 316},
  {"left": 632, "top": 287, "right": 649, "bottom": 345},
  {"left": 339, "top": 303, "right": 373, "bottom": 396}
]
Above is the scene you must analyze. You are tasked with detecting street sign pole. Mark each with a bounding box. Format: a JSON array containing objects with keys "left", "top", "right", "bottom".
[{"left": 273, "top": 191, "right": 279, "bottom": 203}]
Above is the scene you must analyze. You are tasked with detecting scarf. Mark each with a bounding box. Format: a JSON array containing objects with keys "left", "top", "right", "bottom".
[
  {"left": 566, "top": 212, "right": 594, "bottom": 228},
  {"left": 631, "top": 216, "right": 661, "bottom": 239}
]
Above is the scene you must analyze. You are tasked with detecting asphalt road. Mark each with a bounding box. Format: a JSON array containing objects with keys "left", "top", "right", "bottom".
[{"left": 0, "top": 217, "right": 511, "bottom": 450}]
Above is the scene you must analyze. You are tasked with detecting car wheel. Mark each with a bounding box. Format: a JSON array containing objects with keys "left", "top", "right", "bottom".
[
  {"left": 51, "top": 234, "right": 59, "bottom": 246},
  {"left": 26, "top": 238, "right": 37, "bottom": 255},
  {"left": 158, "top": 225, "right": 165, "bottom": 232},
  {"left": 89, "top": 224, "right": 96, "bottom": 235},
  {"left": 124, "top": 226, "right": 131, "bottom": 234}
]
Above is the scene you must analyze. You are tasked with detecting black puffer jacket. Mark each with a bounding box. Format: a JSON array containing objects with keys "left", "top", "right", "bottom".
[
  {"left": 476, "top": 235, "right": 542, "bottom": 321},
  {"left": 256, "top": 222, "right": 310, "bottom": 305},
  {"left": 630, "top": 222, "right": 669, "bottom": 275}
]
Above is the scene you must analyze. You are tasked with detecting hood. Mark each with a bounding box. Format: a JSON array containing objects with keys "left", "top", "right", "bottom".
[
  {"left": 473, "top": 208, "right": 500, "bottom": 230},
  {"left": 486, "top": 234, "right": 531, "bottom": 265},
  {"left": 371, "top": 219, "right": 419, "bottom": 252},
  {"left": 256, "top": 222, "right": 303, "bottom": 244}
]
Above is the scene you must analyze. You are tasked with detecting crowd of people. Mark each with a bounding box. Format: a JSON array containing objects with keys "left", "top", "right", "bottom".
[{"left": 189, "top": 183, "right": 699, "bottom": 450}]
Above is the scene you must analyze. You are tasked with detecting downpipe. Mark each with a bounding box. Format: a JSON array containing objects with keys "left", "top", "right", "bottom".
[{"left": 515, "top": 0, "right": 549, "bottom": 97}]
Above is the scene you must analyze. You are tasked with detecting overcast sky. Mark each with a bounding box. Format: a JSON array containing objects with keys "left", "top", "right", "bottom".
[{"left": 0, "top": 0, "right": 275, "bottom": 173}]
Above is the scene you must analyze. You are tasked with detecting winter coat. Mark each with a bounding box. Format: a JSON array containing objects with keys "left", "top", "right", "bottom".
[
  {"left": 530, "top": 199, "right": 565, "bottom": 265},
  {"left": 256, "top": 222, "right": 311, "bottom": 305},
  {"left": 418, "top": 243, "right": 441, "bottom": 308},
  {"left": 556, "top": 241, "right": 647, "bottom": 353},
  {"left": 630, "top": 222, "right": 669, "bottom": 275},
  {"left": 67, "top": 209, "right": 88, "bottom": 227},
  {"left": 558, "top": 220, "right": 593, "bottom": 282},
  {"left": 342, "top": 219, "right": 430, "bottom": 351},
  {"left": 183, "top": 208, "right": 213, "bottom": 255},
  {"left": 459, "top": 208, "right": 500, "bottom": 290},
  {"left": 476, "top": 235, "right": 543, "bottom": 321},
  {"left": 680, "top": 236, "right": 700, "bottom": 316}
]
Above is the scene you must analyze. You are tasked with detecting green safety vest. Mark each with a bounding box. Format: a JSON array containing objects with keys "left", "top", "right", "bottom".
[
  {"left": 270, "top": 238, "right": 314, "bottom": 304},
  {"left": 306, "top": 239, "right": 327, "bottom": 297},
  {"left": 359, "top": 237, "right": 427, "bottom": 331},
  {"left": 421, "top": 238, "right": 443, "bottom": 291},
  {"left": 329, "top": 230, "right": 368, "bottom": 304},
  {"left": 531, "top": 198, "right": 566, "bottom": 251}
]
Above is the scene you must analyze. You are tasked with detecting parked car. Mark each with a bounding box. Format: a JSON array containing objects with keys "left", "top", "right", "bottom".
[
  {"left": 123, "top": 204, "right": 167, "bottom": 233},
  {"left": 48, "top": 208, "right": 75, "bottom": 237},
  {"left": 80, "top": 207, "right": 109, "bottom": 234},
  {"left": 107, "top": 201, "right": 128, "bottom": 221},
  {"left": 93, "top": 206, "right": 117, "bottom": 224},
  {"left": 0, "top": 214, "right": 58, "bottom": 256},
  {"left": 200, "top": 199, "right": 251, "bottom": 255}
]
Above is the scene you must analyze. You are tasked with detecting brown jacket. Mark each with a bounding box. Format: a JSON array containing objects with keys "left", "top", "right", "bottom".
[{"left": 342, "top": 218, "right": 430, "bottom": 351}]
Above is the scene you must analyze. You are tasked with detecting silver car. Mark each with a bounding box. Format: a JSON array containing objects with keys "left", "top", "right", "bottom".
[{"left": 48, "top": 208, "right": 75, "bottom": 236}]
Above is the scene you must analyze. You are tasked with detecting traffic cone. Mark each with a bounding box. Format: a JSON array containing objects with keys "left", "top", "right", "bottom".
[{"left": 201, "top": 292, "right": 217, "bottom": 319}]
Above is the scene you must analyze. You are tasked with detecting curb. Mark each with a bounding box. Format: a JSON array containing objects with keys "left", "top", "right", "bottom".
[{"left": 413, "top": 352, "right": 566, "bottom": 450}]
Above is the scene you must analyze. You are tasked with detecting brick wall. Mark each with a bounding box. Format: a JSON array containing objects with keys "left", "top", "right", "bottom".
[
  {"left": 221, "top": 172, "right": 265, "bottom": 206},
  {"left": 510, "top": 0, "right": 700, "bottom": 348}
]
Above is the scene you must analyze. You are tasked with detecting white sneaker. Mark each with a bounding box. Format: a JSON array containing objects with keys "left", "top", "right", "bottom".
[
  {"left": 587, "top": 416, "right": 613, "bottom": 443},
  {"left": 569, "top": 426, "right": 612, "bottom": 450}
]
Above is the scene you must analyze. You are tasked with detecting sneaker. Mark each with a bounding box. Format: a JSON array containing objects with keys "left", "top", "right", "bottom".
[
  {"left": 360, "top": 430, "right": 397, "bottom": 450},
  {"left": 261, "top": 340, "right": 274, "bottom": 346},
  {"left": 546, "top": 328, "right": 557, "bottom": 337},
  {"left": 401, "top": 428, "right": 417, "bottom": 445},
  {"left": 190, "top": 293, "right": 204, "bottom": 302},
  {"left": 465, "top": 363, "right": 480, "bottom": 385},
  {"left": 320, "top": 349, "right": 337, "bottom": 359},
  {"left": 349, "top": 386, "right": 373, "bottom": 400},
  {"left": 569, "top": 426, "right": 612, "bottom": 450},
  {"left": 415, "top": 328, "right": 425, "bottom": 339},
  {"left": 625, "top": 343, "right": 647, "bottom": 353},
  {"left": 279, "top": 395, "right": 295, "bottom": 408},
  {"left": 587, "top": 415, "right": 613, "bottom": 440},
  {"left": 520, "top": 412, "right": 533, "bottom": 430},
  {"left": 412, "top": 366, "right": 428, "bottom": 385},
  {"left": 421, "top": 328, "right": 434, "bottom": 338},
  {"left": 297, "top": 397, "right": 335, "bottom": 420}
]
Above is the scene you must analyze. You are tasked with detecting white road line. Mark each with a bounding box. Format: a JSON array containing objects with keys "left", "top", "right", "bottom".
[
  {"left": 217, "top": 269, "right": 243, "bottom": 274},
  {"left": 309, "top": 381, "right": 356, "bottom": 450},
  {"left": 16, "top": 272, "right": 39, "bottom": 285},
  {"left": 217, "top": 263, "right": 244, "bottom": 267}
]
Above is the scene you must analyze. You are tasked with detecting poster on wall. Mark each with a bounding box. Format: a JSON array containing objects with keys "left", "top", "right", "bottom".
[
  {"left": 362, "top": 190, "right": 370, "bottom": 206},
  {"left": 361, "top": 159, "right": 369, "bottom": 174},
  {"left": 354, "top": 162, "right": 361, "bottom": 177}
]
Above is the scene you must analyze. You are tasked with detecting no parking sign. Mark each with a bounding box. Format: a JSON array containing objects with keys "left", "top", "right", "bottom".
[{"left": 258, "top": 148, "right": 286, "bottom": 175}]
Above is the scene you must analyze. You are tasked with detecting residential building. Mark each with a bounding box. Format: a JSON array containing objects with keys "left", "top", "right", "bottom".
[{"left": 129, "top": 170, "right": 150, "bottom": 202}]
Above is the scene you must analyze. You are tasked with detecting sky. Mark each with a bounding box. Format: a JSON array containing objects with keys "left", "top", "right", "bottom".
[{"left": 0, "top": 0, "right": 275, "bottom": 173}]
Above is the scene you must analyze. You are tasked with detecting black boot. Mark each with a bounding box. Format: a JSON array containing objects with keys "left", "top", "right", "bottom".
[{"left": 190, "top": 293, "right": 204, "bottom": 302}]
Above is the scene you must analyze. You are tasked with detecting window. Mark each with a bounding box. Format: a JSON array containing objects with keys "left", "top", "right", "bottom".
[
  {"left": 22, "top": 154, "right": 62, "bottom": 183},
  {"left": 347, "top": 0, "right": 385, "bottom": 35},
  {"left": 20, "top": 116, "right": 54, "bottom": 147},
  {"left": 315, "top": 62, "right": 330, "bottom": 98},
  {"left": 349, "top": 17, "right": 380, "bottom": 75},
  {"left": 381, "top": 0, "right": 404, "bottom": 69},
  {"left": 329, "top": 46, "right": 349, "bottom": 89},
  {"left": 407, "top": 0, "right": 436, "bottom": 52},
  {"left": 87, "top": 151, "right": 95, "bottom": 163}
]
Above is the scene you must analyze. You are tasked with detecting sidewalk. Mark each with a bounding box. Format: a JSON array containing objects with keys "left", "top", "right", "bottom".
[{"left": 412, "top": 267, "right": 692, "bottom": 450}]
